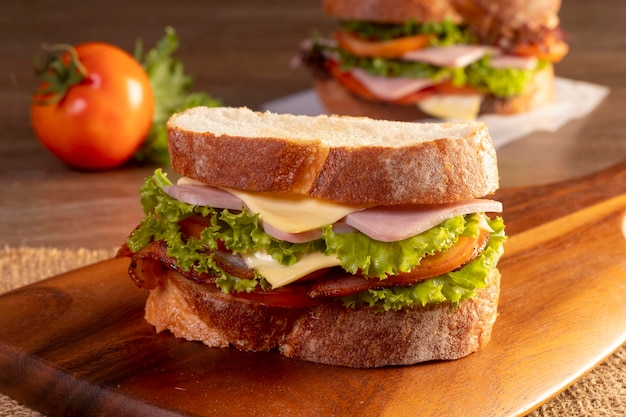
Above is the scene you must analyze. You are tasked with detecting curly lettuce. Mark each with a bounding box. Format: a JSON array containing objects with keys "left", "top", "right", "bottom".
[
  {"left": 342, "top": 216, "right": 506, "bottom": 311},
  {"left": 338, "top": 19, "right": 477, "bottom": 46},
  {"left": 132, "top": 27, "right": 222, "bottom": 165},
  {"left": 127, "top": 170, "right": 506, "bottom": 309},
  {"left": 337, "top": 51, "right": 544, "bottom": 98}
]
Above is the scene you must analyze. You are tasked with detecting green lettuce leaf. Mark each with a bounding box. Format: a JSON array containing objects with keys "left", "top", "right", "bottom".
[
  {"left": 128, "top": 170, "right": 506, "bottom": 307},
  {"left": 465, "top": 57, "right": 549, "bottom": 97},
  {"left": 338, "top": 19, "right": 477, "bottom": 46},
  {"left": 322, "top": 215, "right": 475, "bottom": 279},
  {"left": 133, "top": 27, "right": 222, "bottom": 165},
  {"left": 337, "top": 51, "right": 542, "bottom": 98},
  {"left": 341, "top": 216, "right": 506, "bottom": 311}
]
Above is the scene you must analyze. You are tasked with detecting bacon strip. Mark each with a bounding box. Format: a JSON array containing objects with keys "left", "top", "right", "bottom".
[{"left": 123, "top": 224, "right": 490, "bottom": 307}]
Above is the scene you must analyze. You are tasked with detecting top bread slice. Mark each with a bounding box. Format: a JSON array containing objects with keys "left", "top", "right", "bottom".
[
  {"left": 166, "top": 107, "right": 499, "bottom": 205},
  {"left": 323, "top": 0, "right": 461, "bottom": 23},
  {"left": 323, "top": 0, "right": 561, "bottom": 31}
]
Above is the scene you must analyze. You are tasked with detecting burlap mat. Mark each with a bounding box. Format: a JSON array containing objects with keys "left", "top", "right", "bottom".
[{"left": 0, "top": 246, "right": 624, "bottom": 417}]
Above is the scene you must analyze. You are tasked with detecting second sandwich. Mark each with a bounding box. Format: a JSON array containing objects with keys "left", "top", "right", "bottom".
[{"left": 299, "top": 0, "right": 568, "bottom": 121}]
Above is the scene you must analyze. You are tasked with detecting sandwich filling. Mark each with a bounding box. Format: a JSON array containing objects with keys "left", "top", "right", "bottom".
[
  {"left": 299, "top": 18, "right": 567, "bottom": 119},
  {"left": 123, "top": 169, "right": 506, "bottom": 311}
]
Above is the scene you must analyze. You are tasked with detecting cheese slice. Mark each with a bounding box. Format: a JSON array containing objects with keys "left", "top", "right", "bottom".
[
  {"left": 242, "top": 250, "right": 341, "bottom": 288},
  {"left": 227, "top": 188, "right": 368, "bottom": 233},
  {"left": 417, "top": 94, "right": 483, "bottom": 121}
]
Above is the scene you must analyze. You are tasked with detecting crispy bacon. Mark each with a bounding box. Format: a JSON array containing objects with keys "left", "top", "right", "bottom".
[
  {"left": 119, "top": 221, "right": 491, "bottom": 307},
  {"left": 126, "top": 241, "right": 219, "bottom": 289},
  {"left": 307, "top": 228, "right": 490, "bottom": 298}
]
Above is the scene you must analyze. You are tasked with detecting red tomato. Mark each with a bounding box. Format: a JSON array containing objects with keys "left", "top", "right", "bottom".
[{"left": 30, "top": 42, "right": 155, "bottom": 170}]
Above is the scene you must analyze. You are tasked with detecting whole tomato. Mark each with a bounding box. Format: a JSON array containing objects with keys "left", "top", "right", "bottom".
[{"left": 30, "top": 42, "right": 155, "bottom": 170}]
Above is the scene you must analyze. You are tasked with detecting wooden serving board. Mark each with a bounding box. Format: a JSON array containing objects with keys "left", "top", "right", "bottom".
[{"left": 1, "top": 160, "right": 626, "bottom": 417}]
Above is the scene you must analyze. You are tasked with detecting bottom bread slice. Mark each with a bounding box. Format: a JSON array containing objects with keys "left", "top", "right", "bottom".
[{"left": 144, "top": 269, "right": 500, "bottom": 368}]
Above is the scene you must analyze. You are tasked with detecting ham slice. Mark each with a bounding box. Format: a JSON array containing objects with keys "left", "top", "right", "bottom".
[
  {"left": 345, "top": 200, "right": 503, "bottom": 242},
  {"left": 402, "top": 45, "right": 488, "bottom": 68},
  {"left": 350, "top": 68, "right": 436, "bottom": 101},
  {"left": 163, "top": 184, "right": 243, "bottom": 211},
  {"left": 162, "top": 184, "right": 502, "bottom": 243},
  {"left": 261, "top": 222, "right": 324, "bottom": 243}
]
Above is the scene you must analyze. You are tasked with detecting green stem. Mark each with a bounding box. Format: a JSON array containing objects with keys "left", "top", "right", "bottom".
[{"left": 32, "top": 43, "right": 88, "bottom": 105}]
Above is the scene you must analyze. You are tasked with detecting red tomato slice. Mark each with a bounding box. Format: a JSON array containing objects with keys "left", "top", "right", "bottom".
[
  {"left": 336, "top": 30, "right": 432, "bottom": 58},
  {"left": 385, "top": 228, "right": 490, "bottom": 284},
  {"left": 308, "top": 228, "right": 491, "bottom": 298}
]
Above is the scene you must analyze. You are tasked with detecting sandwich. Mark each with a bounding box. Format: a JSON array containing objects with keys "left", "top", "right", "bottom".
[
  {"left": 298, "top": 0, "right": 568, "bottom": 121},
  {"left": 117, "top": 106, "right": 507, "bottom": 368}
]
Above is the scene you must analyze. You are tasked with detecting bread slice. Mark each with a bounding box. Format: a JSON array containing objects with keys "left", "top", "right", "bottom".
[
  {"left": 323, "top": 0, "right": 561, "bottom": 33},
  {"left": 145, "top": 265, "right": 500, "bottom": 368},
  {"left": 453, "top": 0, "right": 562, "bottom": 35},
  {"left": 323, "top": 0, "right": 461, "bottom": 23},
  {"left": 482, "top": 63, "right": 556, "bottom": 115},
  {"left": 166, "top": 107, "right": 499, "bottom": 205}
]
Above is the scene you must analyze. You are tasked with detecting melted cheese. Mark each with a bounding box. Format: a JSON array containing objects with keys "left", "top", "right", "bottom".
[
  {"left": 227, "top": 188, "right": 367, "bottom": 233},
  {"left": 242, "top": 250, "right": 341, "bottom": 288}
]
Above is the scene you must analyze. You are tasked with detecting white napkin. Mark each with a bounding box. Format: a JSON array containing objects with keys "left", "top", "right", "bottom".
[{"left": 261, "top": 78, "right": 610, "bottom": 149}]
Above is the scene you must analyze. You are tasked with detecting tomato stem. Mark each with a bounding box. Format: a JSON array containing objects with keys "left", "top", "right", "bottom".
[{"left": 32, "top": 44, "right": 88, "bottom": 105}]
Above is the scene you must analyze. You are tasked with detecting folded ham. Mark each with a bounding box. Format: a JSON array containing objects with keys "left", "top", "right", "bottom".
[{"left": 163, "top": 183, "right": 503, "bottom": 243}]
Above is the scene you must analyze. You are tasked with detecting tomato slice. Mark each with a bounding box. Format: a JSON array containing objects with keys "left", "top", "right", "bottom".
[
  {"left": 308, "top": 228, "right": 491, "bottom": 298},
  {"left": 513, "top": 38, "right": 569, "bottom": 63},
  {"left": 230, "top": 229, "right": 490, "bottom": 306},
  {"left": 336, "top": 30, "right": 432, "bottom": 58},
  {"left": 386, "top": 228, "right": 490, "bottom": 284}
]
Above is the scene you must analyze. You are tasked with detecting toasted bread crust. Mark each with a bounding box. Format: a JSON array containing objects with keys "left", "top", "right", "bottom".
[
  {"left": 323, "top": 0, "right": 461, "bottom": 23},
  {"left": 487, "top": 64, "right": 555, "bottom": 114},
  {"left": 145, "top": 268, "right": 500, "bottom": 368},
  {"left": 314, "top": 63, "right": 555, "bottom": 122},
  {"left": 310, "top": 136, "right": 497, "bottom": 205},
  {"left": 168, "top": 130, "right": 330, "bottom": 196},
  {"left": 166, "top": 107, "right": 499, "bottom": 205},
  {"left": 322, "top": 0, "right": 561, "bottom": 32},
  {"left": 453, "top": 0, "right": 562, "bottom": 35}
]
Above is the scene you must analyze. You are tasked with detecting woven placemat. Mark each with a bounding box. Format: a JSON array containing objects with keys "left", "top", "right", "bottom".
[{"left": 0, "top": 246, "right": 624, "bottom": 417}]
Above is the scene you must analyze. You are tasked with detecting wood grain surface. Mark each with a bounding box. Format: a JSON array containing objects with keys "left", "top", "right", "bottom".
[{"left": 0, "top": 160, "right": 625, "bottom": 417}]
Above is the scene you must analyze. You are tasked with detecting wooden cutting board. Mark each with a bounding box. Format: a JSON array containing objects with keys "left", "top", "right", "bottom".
[{"left": 1, "top": 160, "right": 625, "bottom": 417}]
